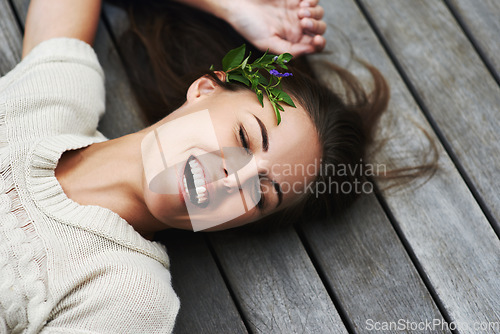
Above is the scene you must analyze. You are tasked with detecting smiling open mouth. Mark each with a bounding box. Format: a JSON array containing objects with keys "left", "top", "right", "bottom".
[{"left": 182, "top": 155, "right": 209, "bottom": 207}]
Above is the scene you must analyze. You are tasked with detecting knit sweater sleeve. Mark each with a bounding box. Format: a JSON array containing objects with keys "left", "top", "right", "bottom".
[
  {"left": 0, "top": 37, "right": 105, "bottom": 142},
  {"left": 39, "top": 253, "right": 180, "bottom": 334}
]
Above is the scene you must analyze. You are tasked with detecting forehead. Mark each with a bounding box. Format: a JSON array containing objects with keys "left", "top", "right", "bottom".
[{"left": 250, "top": 98, "right": 322, "bottom": 206}]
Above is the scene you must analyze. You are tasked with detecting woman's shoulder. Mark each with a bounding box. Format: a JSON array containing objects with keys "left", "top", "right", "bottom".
[
  {"left": 14, "top": 38, "right": 102, "bottom": 78},
  {"left": 0, "top": 38, "right": 106, "bottom": 144},
  {"left": 0, "top": 38, "right": 103, "bottom": 92}
]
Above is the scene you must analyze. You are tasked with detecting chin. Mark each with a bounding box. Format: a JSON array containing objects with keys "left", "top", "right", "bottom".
[{"left": 144, "top": 190, "right": 190, "bottom": 229}]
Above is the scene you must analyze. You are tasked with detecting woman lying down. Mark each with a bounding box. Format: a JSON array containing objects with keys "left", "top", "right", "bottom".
[{"left": 0, "top": 0, "right": 392, "bottom": 332}]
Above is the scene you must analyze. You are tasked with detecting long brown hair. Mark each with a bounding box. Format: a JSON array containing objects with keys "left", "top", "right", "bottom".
[{"left": 110, "top": 0, "right": 433, "bottom": 229}]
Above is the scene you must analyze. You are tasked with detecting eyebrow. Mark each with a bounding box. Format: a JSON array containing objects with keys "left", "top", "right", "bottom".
[
  {"left": 253, "top": 115, "right": 269, "bottom": 152},
  {"left": 251, "top": 114, "right": 281, "bottom": 209}
]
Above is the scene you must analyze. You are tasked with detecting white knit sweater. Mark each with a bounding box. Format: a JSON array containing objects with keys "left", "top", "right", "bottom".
[{"left": 0, "top": 38, "right": 179, "bottom": 334}]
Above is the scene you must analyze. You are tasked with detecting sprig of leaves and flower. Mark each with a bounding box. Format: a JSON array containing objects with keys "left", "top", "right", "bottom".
[{"left": 210, "top": 44, "right": 296, "bottom": 125}]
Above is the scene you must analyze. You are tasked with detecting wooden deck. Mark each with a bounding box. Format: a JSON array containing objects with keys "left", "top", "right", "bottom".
[{"left": 1, "top": 0, "right": 499, "bottom": 333}]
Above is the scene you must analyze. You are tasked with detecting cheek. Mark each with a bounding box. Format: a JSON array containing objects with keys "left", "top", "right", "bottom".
[
  {"left": 209, "top": 109, "right": 241, "bottom": 147},
  {"left": 202, "top": 206, "right": 262, "bottom": 231},
  {"left": 270, "top": 176, "right": 314, "bottom": 212},
  {"left": 184, "top": 188, "right": 261, "bottom": 231}
]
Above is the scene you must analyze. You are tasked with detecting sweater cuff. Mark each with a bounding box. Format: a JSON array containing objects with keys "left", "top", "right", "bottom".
[{"left": 21, "top": 37, "right": 103, "bottom": 78}]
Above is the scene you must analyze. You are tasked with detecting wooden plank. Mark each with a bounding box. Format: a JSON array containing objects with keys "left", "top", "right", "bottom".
[
  {"left": 294, "top": 3, "right": 451, "bottom": 332},
  {"left": 103, "top": 3, "right": 350, "bottom": 333},
  {"left": 102, "top": 2, "right": 130, "bottom": 39},
  {"left": 328, "top": 0, "right": 500, "bottom": 331},
  {"left": 446, "top": 0, "right": 500, "bottom": 81},
  {"left": 0, "top": 0, "right": 22, "bottom": 75},
  {"left": 92, "top": 22, "right": 149, "bottom": 138},
  {"left": 358, "top": 0, "right": 500, "bottom": 232},
  {"left": 156, "top": 230, "right": 248, "bottom": 334},
  {"left": 208, "top": 227, "right": 349, "bottom": 334},
  {"left": 299, "top": 195, "right": 450, "bottom": 333},
  {"left": 12, "top": 0, "right": 148, "bottom": 139}
]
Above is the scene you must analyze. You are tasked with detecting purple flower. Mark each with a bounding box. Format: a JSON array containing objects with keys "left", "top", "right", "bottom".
[{"left": 269, "top": 69, "right": 293, "bottom": 78}]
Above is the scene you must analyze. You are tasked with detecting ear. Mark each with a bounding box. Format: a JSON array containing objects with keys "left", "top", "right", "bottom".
[{"left": 186, "top": 71, "right": 227, "bottom": 102}]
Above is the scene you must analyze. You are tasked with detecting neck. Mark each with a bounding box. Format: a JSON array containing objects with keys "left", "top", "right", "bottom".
[{"left": 55, "top": 132, "right": 162, "bottom": 240}]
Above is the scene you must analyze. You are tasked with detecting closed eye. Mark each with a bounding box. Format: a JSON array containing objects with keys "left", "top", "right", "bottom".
[
  {"left": 238, "top": 125, "right": 265, "bottom": 211},
  {"left": 239, "top": 125, "right": 252, "bottom": 155}
]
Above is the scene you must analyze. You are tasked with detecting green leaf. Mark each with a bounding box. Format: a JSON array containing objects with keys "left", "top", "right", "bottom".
[
  {"left": 257, "top": 75, "right": 268, "bottom": 86},
  {"left": 209, "top": 64, "right": 215, "bottom": 71},
  {"left": 276, "top": 103, "right": 284, "bottom": 111},
  {"left": 227, "top": 73, "right": 250, "bottom": 86},
  {"left": 267, "top": 75, "right": 278, "bottom": 87},
  {"left": 251, "top": 63, "right": 264, "bottom": 70},
  {"left": 254, "top": 50, "right": 269, "bottom": 64},
  {"left": 280, "top": 64, "right": 288, "bottom": 70},
  {"left": 257, "top": 90, "right": 264, "bottom": 107},
  {"left": 271, "top": 101, "right": 281, "bottom": 125},
  {"left": 260, "top": 54, "right": 276, "bottom": 65},
  {"left": 281, "top": 53, "right": 293, "bottom": 63},
  {"left": 241, "top": 53, "right": 251, "bottom": 70},
  {"left": 274, "top": 89, "right": 296, "bottom": 108},
  {"left": 251, "top": 78, "right": 258, "bottom": 91},
  {"left": 222, "top": 44, "right": 246, "bottom": 71}
]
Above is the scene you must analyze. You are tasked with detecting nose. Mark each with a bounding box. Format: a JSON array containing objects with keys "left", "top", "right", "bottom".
[
  {"left": 222, "top": 158, "right": 258, "bottom": 189},
  {"left": 221, "top": 148, "right": 267, "bottom": 192}
]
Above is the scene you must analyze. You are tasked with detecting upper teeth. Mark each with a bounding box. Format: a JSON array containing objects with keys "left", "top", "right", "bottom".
[{"left": 183, "top": 159, "right": 208, "bottom": 204}]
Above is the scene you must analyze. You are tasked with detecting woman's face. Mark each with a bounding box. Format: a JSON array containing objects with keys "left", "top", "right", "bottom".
[{"left": 141, "top": 75, "right": 321, "bottom": 231}]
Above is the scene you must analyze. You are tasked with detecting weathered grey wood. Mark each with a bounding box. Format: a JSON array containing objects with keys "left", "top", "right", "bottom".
[
  {"left": 209, "top": 227, "right": 349, "bottom": 334},
  {"left": 93, "top": 22, "right": 149, "bottom": 138},
  {"left": 0, "top": 0, "right": 22, "bottom": 75},
  {"left": 358, "top": 0, "right": 500, "bottom": 233},
  {"left": 156, "top": 230, "right": 248, "bottom": 334},
  {"left": 293, "top": 5, "right": 452, "bottom": 332},
  {"left": 299, "top": 195, "right": 450, "bottom": 334},
  {"left": 102, "top": 2, "right": 130, "bottom": 39},
  {"left": 446, "top": 0, "right": 500, "bottom": 81},
  {"left": 325, "top": 0, "right": 500, "bottom": 331},
  {"left": 12, "top": 0, "right": 148, "bottom": 139}
]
